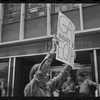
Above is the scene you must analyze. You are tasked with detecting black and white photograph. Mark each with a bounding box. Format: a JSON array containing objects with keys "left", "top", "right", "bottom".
[{"left": 0, "top": 3, "right": 100, "bottom": 98}]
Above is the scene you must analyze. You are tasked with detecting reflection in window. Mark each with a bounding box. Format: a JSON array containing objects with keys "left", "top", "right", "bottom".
[
  {"left": 51, "top": 3, "right": 79, "bottom": 14},
  {"left": 82, "top": 3, "right": 98, "bottom": 7},
  {"left": 28, "top": 3, "right": 47, "bottom": 9},
  {"left": 51, "top": 63, "right": 92, "bottom": 80},
  {"left": 4, "top": 3, "right": 21, "bottom": 24},
  {"left": 61, "top": 4, "right": 67, "bottom": 11},
  {"left": 73, "top": 4, "right": 79, "bottom": 8},
  {"left": 0, "top": 62, "right": 9, "bottom": 97},
  {"left": 26, "top": 3, "right": 47, "bottom": 19},
  {"left": 55, "top": 5, "right": 60, "bottom": 13},
  {"left": 74, "top": 63, "right": 92, "bottom": 80}
]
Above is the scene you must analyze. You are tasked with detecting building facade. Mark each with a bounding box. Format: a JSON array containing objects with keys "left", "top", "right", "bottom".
[{"left": 0, "top": 3, "right": 100, "bottom": 97}]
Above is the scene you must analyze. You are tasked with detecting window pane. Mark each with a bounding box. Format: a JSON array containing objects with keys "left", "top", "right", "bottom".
[
  {"left": 51, "top": 3, "right": 79, "bottom": 14},
  {"left": 75, "top": 51, "right": 93, "bottom": 80},
  {"left": 74, "top": 63, "right": 92, "bottom": 80},
  {"left": 61, "top": 4, "right": 67, "bottom": 11},
  {"left": 0, "top": 61, "right": 9, "bottom": 97},
  {"left": 26, "top": 3, "right": 47, "bottom": 19},
  {"left": 55, "top": 5, "right": 60, "bottom": 13},
  {"left": 4, "top": 3, "right": 21, "bottom": 15},
  {"left": 83, "top": 4, "right": 100, "bottom": 29},
  {"left": 4, "top": 3, "right": 21, "bottom": 24},
  {"left": 82, "top": 3, "right": 98, "bottom": 7}
]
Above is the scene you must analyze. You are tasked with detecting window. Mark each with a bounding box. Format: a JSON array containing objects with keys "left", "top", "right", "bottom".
[
  {"left": 55, "top": 5, "right": 60, "bottom": 13},
  {"left": 0, "top": 60, "right": 9, "bottom": 97},
  {"left": 39, "top": 3, "right": 46, "bottom": 7},
  {"left": 61, "top": 4, "right": 67, "bottom": 11},
  {"left": 73, "top": 4, "right": 79, "bottom": 8},
  {"left": 51, "top": 3, "right": 79, "bottom": 14},
  {"left": 74, "top": 51, "right": 94, "bottom": 81},
  {"left": 74, "top": 63, "right": 92, "bottom": 80},
  {"left": 25, "top": 3, "right": 47, "bottom": 19},
  {"left": 4, "top": 3, "right": 21, "bottom": 24},
  {"left": 82, "top": 3, "right": 98, "bottom": 7}
]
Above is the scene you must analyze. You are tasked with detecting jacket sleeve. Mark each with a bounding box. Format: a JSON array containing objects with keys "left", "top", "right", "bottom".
[
  {"left": 24, "top": 53, "right": 54, "bottom": 96},
  {"left": 39, "top": 53, "right": 54, "bottom": 72},
  {"left": 47, "top": 65, "right": 72, "bottom": 93}
]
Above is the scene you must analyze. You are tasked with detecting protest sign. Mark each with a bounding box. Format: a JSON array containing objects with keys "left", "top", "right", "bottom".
[{"left": 56, "top": 11, "right": 75, "bottom": 67}]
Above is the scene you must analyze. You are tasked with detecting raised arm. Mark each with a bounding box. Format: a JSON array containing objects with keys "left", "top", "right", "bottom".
[
  {"left": 47, "top": 65, "right": 72, "bottom": 93},
  {"left": 87, "top": 79, "right": 99, "bottom": 86},
  {"left": 24, "top": 36, "right": 57, "bottom": 96},
  {"left": 47, "top": 48, "right": 76, "bottom": 93},
  {"left": 24, "top": 52, "right": 54, "bottom": 96},
  {"left": 38, "top": 37, "right": 56, "bottom": 72}
]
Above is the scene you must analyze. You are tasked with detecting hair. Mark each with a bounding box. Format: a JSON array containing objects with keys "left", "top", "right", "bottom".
[{"left": 29, "top": 63, "right": 40, "bottom": 81}]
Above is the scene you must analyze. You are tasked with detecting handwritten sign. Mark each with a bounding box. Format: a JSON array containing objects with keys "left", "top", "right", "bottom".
[{"left": 56, "top": 12, "right": 75, "bottom": 67}]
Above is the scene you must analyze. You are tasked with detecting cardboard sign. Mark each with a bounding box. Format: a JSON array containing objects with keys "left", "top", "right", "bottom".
[{"left": 56, "top": 12, "right": 75, "bottom": 67}]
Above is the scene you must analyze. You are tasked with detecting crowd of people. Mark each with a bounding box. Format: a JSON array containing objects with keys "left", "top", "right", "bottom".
[
  {"left": 24, "top": 35, "right": 100, "bottom": 97},
  {"left": 54, "top": 72, "right": 99, "bottom": 97}
]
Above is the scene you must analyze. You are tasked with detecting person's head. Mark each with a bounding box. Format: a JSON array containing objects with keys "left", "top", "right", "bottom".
[
  {"left": 29, "top": 63, "right": 49, "bottom": 88},
  {"left": 29, "top": 63, "right": 40, "bottom": 81},
  {"left": 77, "top": 73, "right": 85, "bottom": 81}
]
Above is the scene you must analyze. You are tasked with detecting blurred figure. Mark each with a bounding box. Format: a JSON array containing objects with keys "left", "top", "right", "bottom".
[{"left": 77, "top": 73, "right": 100, "bottom": 97}]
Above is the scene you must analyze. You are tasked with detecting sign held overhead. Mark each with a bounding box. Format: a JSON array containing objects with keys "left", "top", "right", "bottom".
[{"left": 56, "top": 11, "right": 75, "bottom": 67}]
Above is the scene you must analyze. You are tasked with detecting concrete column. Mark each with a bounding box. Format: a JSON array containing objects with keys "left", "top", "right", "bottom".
[
  {"left": 19, "top": 3, "right": 25, "bottom": 40},
  {"left": 0, "top": 3, "right": 4, "bottom": 42},
  {"left": 79, "top": 4, "right": 84, "bottom": 30},
  {"left": 47, "top": 3, "right": 51, "bottom": 36},
  {"left": 7, "top": 58, "right": 12, "bottom": 96},
  {"left": 93, "top": 50, "right": 99, "bottom": 96},
  {"left": 11, "top": 57, "right": 16, "bottom": 97}
]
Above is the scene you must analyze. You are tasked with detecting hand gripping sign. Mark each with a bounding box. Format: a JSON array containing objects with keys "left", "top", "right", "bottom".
[{"left": 56, "top": 12, "right": 75, "bottom": 67}]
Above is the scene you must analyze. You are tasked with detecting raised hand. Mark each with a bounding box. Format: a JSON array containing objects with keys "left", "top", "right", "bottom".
[{"left": 50, "top": 34, "right": 59, "bottom": 54}]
